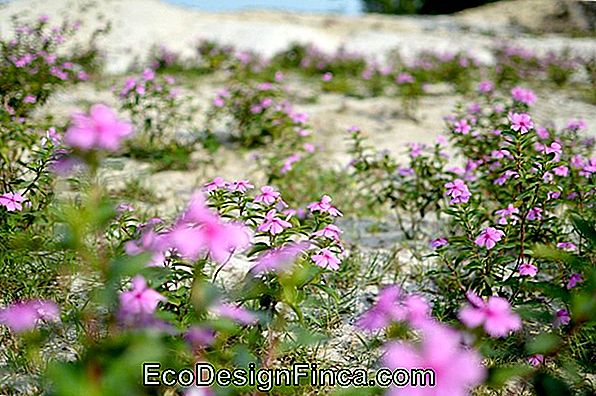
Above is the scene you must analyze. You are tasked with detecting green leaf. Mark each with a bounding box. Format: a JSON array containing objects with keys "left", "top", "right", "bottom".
[
  {"left": 486, "top": 364, "right": 533, "bottom": 388},
  {"left": 526, "top": 333, "right": 561, "bottom": 354}
]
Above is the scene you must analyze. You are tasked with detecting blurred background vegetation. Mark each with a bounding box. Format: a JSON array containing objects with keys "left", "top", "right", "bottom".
[{"left": 361, "top": 0, "right": 500, "bottom": 14}]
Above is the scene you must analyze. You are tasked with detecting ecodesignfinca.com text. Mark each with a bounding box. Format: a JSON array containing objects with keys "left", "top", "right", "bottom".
[{"left": 143, "top": 362, "right": 436, "bottom": 391}]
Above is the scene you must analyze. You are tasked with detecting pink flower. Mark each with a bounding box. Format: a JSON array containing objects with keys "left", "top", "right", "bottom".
[
  {"left": 430, "top": 237, "right": 448, "bottom": 249},
  {"left": 474, "top": 227, "right": 504, "bottom": 249},
  {"left": 142, "top": 68, "right": 155, "bottom": 81},
  {"left": 494, "top": 170, "right": 519, "bottom": 186},
  {"left": 0, "top": 300, "right": 60, "bottom": 333},
  {"left": 125, "top": 229, "right": 167, "bottom": 267},
  {"left": 254, "top": 185, "right": 280, "bottom": 205},
  {"left": 477, "top": 80, "right": 493, "bottom": 93},
  {"left": 281, "top": 153, "right": 301, "bottom": 174},
  {"left": 566, "top": 119, "right": 586, "bottom": 131},
  {"left": 544, "top": 142, "right": 562, "bottom": 162},
  {"left": 119, "top": 276, "right": 165, "bottom": 316},
  {"left": 313, "top": 224, "right": 342, "bottom": 240},
  {"left": 43, "top": 127, "right": 62, "bottom": 146},
  {"left": 23, "top": 95, "right": 37, "bottom": 104},
  {"left": 396, "top": 72, "right": 414, "bottom": 84},
  {"left": 303, "top": 143, "right": 315, "bottom": 153},
  {"left": 0, "top": 192, "right": 25, "bottom": 212},
  {"left": 322, "top": 72, "right": 333, "bottom": 81},
  {"left": 556, "top": 242, "right": 577, "bottom": 251},
  {"left": 495, "top": 204, "right": 519, "bottom": 225},
  {"left": 203, "top": 177, "right": 226, "bottom": 192},
  {"left": 257, "top": 209, "right": 292, "bottom": 235},
  {"left": 566, "top": 273, "right": 583, "bottom": 289},
  {"left": 527, "top": 207, "right": 543, "bottom": 221},
  {"left": 553, "top": 165, "right": 569, "bottom": 177},
  {"left": 527, "top": 354, "right": 544, "bottom": 366},
  {"left": 444, "top": 179, "right": 471, "bottom": 204},
  {"left": 508, "top": 112, "right": 534, "bottom": 134},
  {"left": 169, "top": 194, "right": 250, "bottom": 262},
  {"left": 356, "top": 286, "right": 405, "bottom": 330},
  {"left": 519, "top": 262, "right": 538, "bottom": 277},
  {"left": 511, "top": 86, "right": 536, "bottom": 105},
  {"left": 251, "top": 242, "right": 309, "bottom": 274},
  {"left": 459, "top": 291, "right": 521, "bottom": 337},
  {"left": 547, "top": 191, "right": 561, "bottom": 200},
  {"left": 212, "top": 303, "right": 257, "bottom": 325},
  {"left": 409, "top": 143, "right": 425, "bottom": 158},
  {"left": 227, "top": 180, "right": 254, "bottom": 193},
  {"left": 185, "top": 326, "right": 216, "bottom": 348},
  {"left": 307, "top": 195, "right": 342, "bottom": 217},
  {"left": 536, "top": 127, "right": 549, "bottom": 139},
  {"left": 580, "top": 158, "right": 596, "bottom": 176},
  {"left": 398, "top": 167, "right": 415, "bottom": 177},
  {"left": 311, "top": 248, "right": 340, "bottom": 270},
  {"left": 64, "top": 104, "right": 133, "bottom": 151},
  {"left": 383, "top": 322, "right": 485, "bottom": 396},
  {"left": 213, "top": 96, "right": 225, "bottom": 107},
  {"left": 554, "top": 309, "right": 570, "bottom": 327},
  {"left": 453, "top": 119, "right": 471, "bottom": 134}
]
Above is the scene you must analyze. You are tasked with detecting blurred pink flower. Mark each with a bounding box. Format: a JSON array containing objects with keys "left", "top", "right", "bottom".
[
  {"left": 119, "top": 276, "right": 165, "bottom": 316},
  {"left": 396, "top": 72, "right": 414, "bottom": 84},
  {"left": 527, "top": 354, "right": 544, "bottom": 366},
  {"left": 0, "top": 300, "right": 60, "bottom": 333},
  {"left": 566, "top": 119, "right": 586, "bottom": 131},
  {"left": 356, "top": 286, "right": 405, "bottom": 330},
  {"left": 430, "top": 237, "right": 448, "bottom": 249},
  {"left": 554, "top": 309, "right": 570, "bottom": 327},
  {"left": 64, "top": 104, "right": 133, "bottom": 151},
  {"left": 212, "top": 303, "right": 257, "bottom": 325},
  {"left": 185, "top": 326, "right": 216, "bottom": 348},
  {"left": 142, "top": 68, "right": 155, "bottom": 81},
  {"left": 383, "top": 322, "right": 485, "bottom": 396},
  {"left": 527, "top": 207, "right": 543, "bottom": 221},
  {"left": 459, "top": 291, "right": 521, "bottom": 337},
  {"left": 477, "top": 80, "right": 493, "bottom": 93},
  {"left": 511, "top": 86, "right": 536, "bottom": 105},
  {"left": 553, "top": 165, "right": 569, "bottom": 177},
  {"left": 536, "top": 127, "right": 549, "bottom": 139},
  {"left": 23, "top": 95, "right": 37, "bottom": 103},
  {"left": 125, "top": 229, "right": 168, "bottom": 267},
  {"left": 169, "top": 194, "right": 250, "bottom": 262},
  {"left": 566, "top": 273, "right": 583, "bottom": 289},
  {"left": 251, "top": 241, "right": 309, "bottom": 274}
]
